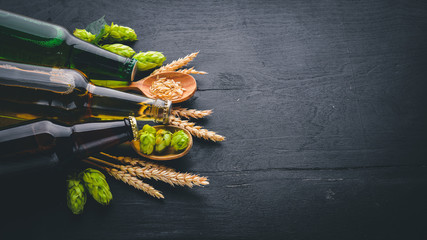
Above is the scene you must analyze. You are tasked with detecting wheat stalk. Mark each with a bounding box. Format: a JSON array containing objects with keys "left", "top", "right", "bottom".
[
  {"left": 176, "top": 67, "right": 207, "bottom": 75},
  {"left": 100, "top": 152, "right": 173, "bottom": 171},
  {"left": 108, "top": 168, "right": 164, "bottom": 199},
  {"left": 124, "top": 165, "right": 209, "bottom": 188},
  {"left": 97, "top": 153, "right": 209, "bottom": 187},
  {"left": 151, "top": 52, "right": 199, "bottom": 75},
  {"left": 84, "top": 159, "right": 164, "bottom": 199},
  {"left": 172, "top": 107, "right": 213, "bottom": 119},
  {"left": 169, "top": 116, "right": 225, "bottom": 142}
]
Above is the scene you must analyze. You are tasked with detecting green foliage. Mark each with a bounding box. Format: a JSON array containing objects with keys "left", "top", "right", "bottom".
[
  {"left": 101, "top": 44, "right": 135, "bottom": 58},
  {"left": 171, "top": 130, "right": 189, "bottom": 151},
  {"left": 80, "top": 168, "right": 112, "bottom": 205},
  {"left": 155, "top": 129, "right": 172, "bottom": 152},
  {"left": 85, "top": 16, "right": 107, "bottom": 36},
  {"left": 80, "top": 17, "right": 166, "bottom": 73},
  {"left": 142, "top": 124, "right": 156, "bottom": 135},
  {"left": 73, "top": 29, "right": 96, "bottom": 42},
  {"left": 67, "top": 175, "right": 87, "bottom": 215},
  {"left": 138, "top": 124, "right": 156, "bottom": 154},
  {"left": 103, "top": 23, "right": 138, "bottom": 43},
  {"left": 133, "top": 51, "right": 166, "bottom": 71},
  {"left": 83, "top": 16, "right": 109, "bottom": 45}
]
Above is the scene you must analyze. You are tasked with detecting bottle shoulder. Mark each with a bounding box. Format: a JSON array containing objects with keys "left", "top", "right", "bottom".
[
  {"left": 33, "top": 120, "right": 72, "bottom": 138},
  {"left": 0, "top": 120, "right": 71, "bottom": 158},
  {"left": 0, "top": 9, "right": 69, "bottom": 44},
  {"left": 0, "top": 60, "right": 89, "bottom": 95}
]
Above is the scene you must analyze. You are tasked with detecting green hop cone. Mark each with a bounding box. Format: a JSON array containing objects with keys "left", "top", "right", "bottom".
[
  {"left": 171, "top": 130, "right": 189, "bottom": 151},
  {"left": 133, "top": 51, "right": 166, "bottom": 71},
  {"left": 67, "top": 175, "right": 87, "bottom": 215},
  {"left": 101, "top": 44, "right": 136, "bottom": 58},
  {"left": 140, "top": 131, "right": 155, "bottom": 155},
  {"left": 73, "top": 29, "right": 96, "bottom": 42},
  {"left": 103, "top": 23, "right": 138, "bottom": 42},
  {"left": 142, "top": 124, "right": 156, "bottom": 135},
  {"left": 80, "top": 168, "right": 112, "bottom": 206},
  {"left": 155, "top": 129, "right": 172, "bottom": 152}
]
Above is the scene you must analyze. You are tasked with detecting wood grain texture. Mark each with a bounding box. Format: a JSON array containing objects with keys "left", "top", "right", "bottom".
[{"left": 1, "top": 0, "right": 427, "bottom": 239}]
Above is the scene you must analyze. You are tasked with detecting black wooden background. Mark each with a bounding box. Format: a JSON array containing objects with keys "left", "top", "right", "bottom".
[{"left": 1, "top": 0, "right": 427, "bottom": 239}]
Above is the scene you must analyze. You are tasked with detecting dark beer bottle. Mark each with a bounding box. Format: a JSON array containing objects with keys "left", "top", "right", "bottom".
[
  {"left": 0, "top": 117, "right": 138, "bottom": 176},
  {"left": 0, "top": 60, "right": 171, "bottom": 125},
  {"left": 0, "top": 9, "right": 137, "bottom": 81}
]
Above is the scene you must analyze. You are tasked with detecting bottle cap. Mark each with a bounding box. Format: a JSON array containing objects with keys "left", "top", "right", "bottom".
[
  {"left": 152, "top": 99, "right": 172, "bottom": 124},
  {"left": 128, "top": 116, "right": 138, "bottom": 141}
]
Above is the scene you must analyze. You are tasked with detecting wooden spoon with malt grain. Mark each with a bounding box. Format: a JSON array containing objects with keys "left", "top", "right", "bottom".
[{"left": 115, "top": 72, "right": 197, "bottom": 103}]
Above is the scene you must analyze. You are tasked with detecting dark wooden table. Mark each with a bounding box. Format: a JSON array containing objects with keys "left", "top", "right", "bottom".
[{"left": 1, "top": 0, "right": 427, "bottom": 239}]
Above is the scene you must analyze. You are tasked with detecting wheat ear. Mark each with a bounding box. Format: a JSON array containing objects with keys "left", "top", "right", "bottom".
[
  {"left": 108, "top": 168, "right": 164, "bottom": 199},
  {"left": 90, "top": 155, "right": 209, "bottom": 188},
  {"left": 172, "top": 107, "right": 213, "bottom": 119},
  {"left": 151, "top": 52, "right": 199, "bottom": 75},
  {"left": 169, "top": 116, "right": 225, "bottom": 142},
  {"left": 176, "top": 67, "right": 207, "bottom": 75},
  {"left": 123, "top": 165, "right": 209, "bottom": 188},
  {"left": 84, "top": 159, "right": 164, "bottom": 199},
  {"left": 100, "top": 152, "right": 174, "bottom": 171}
]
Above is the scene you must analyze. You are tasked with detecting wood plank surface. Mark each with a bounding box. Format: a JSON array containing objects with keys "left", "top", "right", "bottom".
[{"left": 0, "top": 0, "right": 426, "bottom": 239}]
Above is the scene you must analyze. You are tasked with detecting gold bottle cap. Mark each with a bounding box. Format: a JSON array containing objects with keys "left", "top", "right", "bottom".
[
  {"left": 152, "top": 99, "right": 172, "bottom": 124},
  {"left": 128, "top": 116, "right": 138, "bottom": 141}
]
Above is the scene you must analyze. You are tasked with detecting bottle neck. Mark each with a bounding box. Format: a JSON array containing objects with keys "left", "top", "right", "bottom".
[
  {"left": 87, "top": 84, "right": 171, "bottom": 124},
  {"left": 66, "top": 35, "right": 137, "bottom": 81},
  {"left": 71, "top": 117, "right": 136, "bottom": 159}
]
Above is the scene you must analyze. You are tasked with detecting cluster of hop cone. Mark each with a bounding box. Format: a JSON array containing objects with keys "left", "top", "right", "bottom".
[{"left": 83, "top": 52, "right": 225, "bottom": 199}]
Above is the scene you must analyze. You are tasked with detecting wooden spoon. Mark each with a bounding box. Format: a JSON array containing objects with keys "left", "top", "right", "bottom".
[
  {"left": 131, "top": 125, "right": 193, "bottom": 161},
  {"left": 115, "top": 72, "right": 197, "bottom": 103}
]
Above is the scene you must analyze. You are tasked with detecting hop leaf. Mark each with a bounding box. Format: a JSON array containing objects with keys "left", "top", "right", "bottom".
[
  {"left": 101, "top": 44, "right": 136, "bottom": 58},
  {"left": 73, "top": 29, "right": 96, "bottom": 42},
  {"left": 133, "top": 51, "right": 166, "bottom": 71},
  {"left": 171, "top": 130, "right": 189, "bottom": 151},
  {"left": 80, "top": 168, "right": 112, "bottom": 206},
  {"left": 67, "top": 175, "right": 87, "bottom": 215},
  {"left": 155, "top": 129, "right": 172, "bottom": 152},
  {"left": 103, "top": 23, "right": 138, "bottom": 42}
]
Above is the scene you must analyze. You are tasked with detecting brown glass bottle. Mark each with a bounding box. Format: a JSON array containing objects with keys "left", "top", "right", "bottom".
[
  {"left": 0, "top": 117, "right": 138, "bottom": 176},
  {"left": 0, "top": 60, "right": 171, "bottom": 125},
  {"left": 0, "top": 9, "right": 137, "bottom": 81}
]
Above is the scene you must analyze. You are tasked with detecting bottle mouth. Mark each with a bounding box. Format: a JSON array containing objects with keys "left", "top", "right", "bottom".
[
  {"left": 130, "top": 59, "right": 138, "bottom": 81},
  {"left": 124, "top": 58, "right": 138, "bottom": 82},
  {"left": 153, "top": 100, "right": 172, "bottom": 124}
]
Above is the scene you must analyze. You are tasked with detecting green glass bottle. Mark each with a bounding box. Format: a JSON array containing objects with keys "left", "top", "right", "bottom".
[
  {"left": 0, "top": 9, "right": 137, "bottom": 81},
  {"left": 0, "top": 60, "right": 171, "bottom": 125}
]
